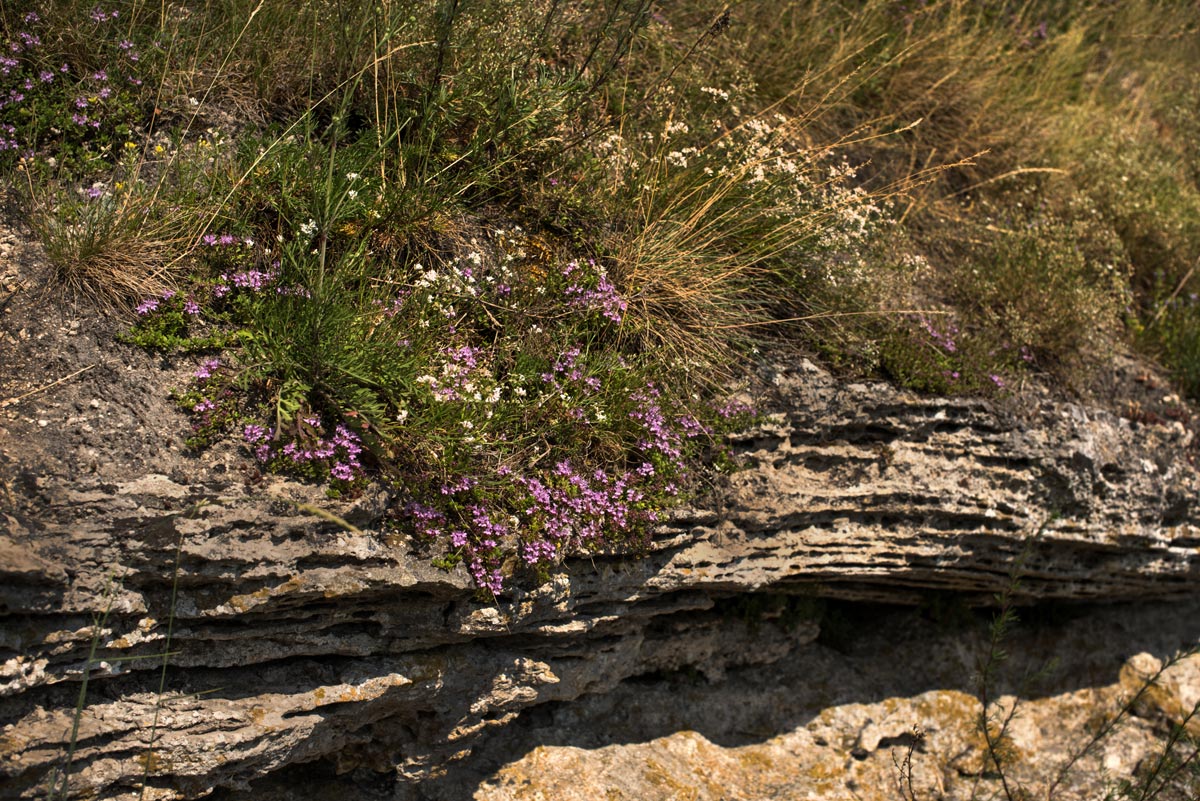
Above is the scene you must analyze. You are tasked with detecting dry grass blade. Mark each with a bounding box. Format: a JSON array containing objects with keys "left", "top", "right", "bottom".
[{"left": 0, "top": 365, "right": 96, "bottom": 409}]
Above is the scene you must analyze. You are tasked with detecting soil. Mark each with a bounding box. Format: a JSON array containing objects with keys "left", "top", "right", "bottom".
[{"left": 0, "top": 214, "right": 250, "bottom": 495}]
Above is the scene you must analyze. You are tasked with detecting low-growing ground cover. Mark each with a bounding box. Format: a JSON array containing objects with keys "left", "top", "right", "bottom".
[{"left": 3, "top": 0, "right": 1200, "bottom": 594}]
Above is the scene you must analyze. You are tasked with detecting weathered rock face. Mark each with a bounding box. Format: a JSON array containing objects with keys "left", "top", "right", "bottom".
[
  {"left": 2, "top": 223, "right": 1199, "bottom": 800},
  {"left": 448, "top": 601, "right": 1200, "bottom": 801}
]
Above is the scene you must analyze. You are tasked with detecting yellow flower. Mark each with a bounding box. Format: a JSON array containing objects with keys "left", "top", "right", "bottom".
[{"left": 124, "top": 141, "right": 137, "bottom": 150}]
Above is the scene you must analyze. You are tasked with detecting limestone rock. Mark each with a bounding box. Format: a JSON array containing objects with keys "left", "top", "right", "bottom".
[{"left": 2, "top": 221, "right": 1199, "bottom": 798}]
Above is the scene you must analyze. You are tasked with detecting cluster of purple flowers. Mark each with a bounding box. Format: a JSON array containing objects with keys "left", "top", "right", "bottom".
[
  {"left": 716, "top": 398, "right": 754, "bottom": 419},
  {"left": 135, "top": 288, "right": 203, "bottom": 317},
  {"left": 193, "top": 357, "right": 221, "bottom": 379},
  {"left": 540, "top": 346, "right": 600, "bottom": 396},
  {"left": 244, "top": 421, "right": 365, "bottom": 483},
  {"left": 412, "top": 469, "right": 634, "bottom": 594},
  {"left": 407, "top": 502, "right": 446, "bottom": 539},
  {"left": 516, "top": 460, "right": 653, "bottom": 564},
  {"left": 676, "top": 412, "right": 710, "bottom": 438},
  {"left": 1, "top": 5, "right": 142, "bottom": 156},
  {"left": 459, "top": 506, "right": 511, "bottom": 583},
  {"left": 14, "top": 31, "right": 40, "bottom": 50},
  {"left": 467, "top": 557, "right": 505, "bottom": 597},
  {"left": 212, "top": 266, "right": 280, "bottom": 297},
  {"left": 920, "top": 316, "right": 959, "bottom": 353},
  {"left": 404, "top": 424, "right": 698, "bottom": 593},
  {"left": 406, "top": 484, "right": 506, "bottom": 596},
  {"left": 563, "top": 259, "right": 628, "bottom": 322},
  {"left": 0, "top": 19, "right": 43, "bottom": 138},
  {"left": 201, "top": 233, "right": 249, "bottom": 247},
  {"left": 629, "top": 385, "right": 684, "bottom": 464},
  {"left": 1, "top": 88, "right": 25, "bottom": 113},
  {"left": 90, "top": 6, "right": 119, "bottom": 23},
  {"left": 375, "top": 291, "right": 409, "bottom": 319},
  {"left": 441, "top": 475, "right": 478, "bottom": 495},
  {"left": 70, "top": 69, "right": 114, "bottom": 127},
  {"left": 206, "top": 256, "right": 313, "bottom": 301},
  {"left": 393, "top": 340, "right": 726, "bottom": 593}
]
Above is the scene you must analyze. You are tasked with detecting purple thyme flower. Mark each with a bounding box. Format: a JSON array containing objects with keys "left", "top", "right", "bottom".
[
  {"left": 194, "top": 358, "right": 221, "bottom": 379},
  {"left": 243, "top": 424, "right": 268, "bottom": 443}
]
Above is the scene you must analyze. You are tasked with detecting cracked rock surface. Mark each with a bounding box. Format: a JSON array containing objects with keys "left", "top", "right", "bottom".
[{"left": 2, "top": 220, "right": 1199, "bottom": 799}]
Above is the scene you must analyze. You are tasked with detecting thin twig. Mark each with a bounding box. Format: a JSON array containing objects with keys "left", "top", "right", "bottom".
[
  {"left": 0, "top": 364, "right": 96, "bottom": 409},
  {"left": 972, "top": 522, "right": 1048, "bottom": 801},
  {"left": 139, "top": 522, "right": 187, "bottom": 801},
  {"left": 1147, "top": 259, "right": 1198, "bottom": 329},
  {"left": 1047, "top": 646, "right": 1199, "bottom": 799},
  {"left": 292, "top": 502, "right": 364, "bottom": 534},
  {"left": 50, "top": 570, "right": 126, "bottom": 800},
  {"left": 944, "top": 166, "right": 1070, "bottom": 200},
  {"left": 712, "top": 309, "right": 951, "bottom": 330}
]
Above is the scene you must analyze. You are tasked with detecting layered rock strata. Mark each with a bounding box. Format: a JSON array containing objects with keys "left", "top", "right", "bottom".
[{"left": 2, "top": 242, "right": 1199, "bottom": 798}]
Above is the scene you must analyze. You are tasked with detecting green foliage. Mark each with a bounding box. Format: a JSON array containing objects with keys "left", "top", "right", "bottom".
[
  {"left": 0, "top": 6, "right": 154, "bottom": 175},
  {"left": 117, "top": 294, "right": 237, "bottom": 351},
  {"left": 1142, "top": 293, "right": 1200, "bottom": 399}
]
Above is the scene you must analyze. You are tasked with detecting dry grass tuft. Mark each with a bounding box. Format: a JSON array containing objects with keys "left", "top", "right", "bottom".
[{"left": 29, "top": 196, "right": 193, "bottom": 318}]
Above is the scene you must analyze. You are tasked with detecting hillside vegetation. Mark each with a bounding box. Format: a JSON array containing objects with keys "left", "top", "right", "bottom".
[{"left": 2, "top": 0, "right": 1199, "bottom": 593}]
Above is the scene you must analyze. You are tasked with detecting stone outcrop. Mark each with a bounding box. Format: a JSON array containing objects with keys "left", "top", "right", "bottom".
[
  {"left": 458, "top": 609, "right": 1200, "bottom": 801},
  {"left": 2, "top": 223, "right": 1199, "bottom": 799}
]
